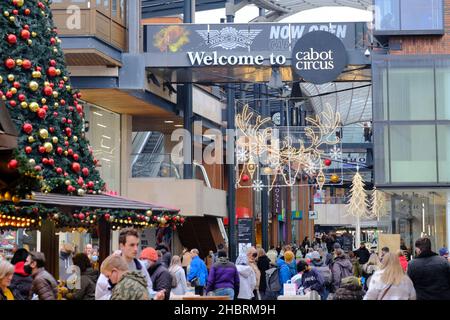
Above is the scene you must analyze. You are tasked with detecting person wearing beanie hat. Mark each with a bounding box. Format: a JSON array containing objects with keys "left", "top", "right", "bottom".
[
  {"left": 140, "top": 247, "right": 172, "bottom": 300},
  {"left": 439, "top": 247, "right": 449, "bottom": 260},
  {"left": 333, "top": 276, "right": 365, "bottom": 300},
  {"left": 283, "top": 251, "right": 297, "bottom": 277}
]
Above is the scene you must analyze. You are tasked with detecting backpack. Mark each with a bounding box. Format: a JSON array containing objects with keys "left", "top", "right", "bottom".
[
  {"left": 313, "top": 266, "right": 332, "bottom": 286},
  {"left": 170, "top": 270, "right": 178, "bottom": 288},
  {"left": 265, "top": 267, "right": 282, "bottom": 292}
]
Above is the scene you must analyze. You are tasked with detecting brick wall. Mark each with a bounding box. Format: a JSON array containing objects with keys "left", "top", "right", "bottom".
[{"left": 389, "top": 0, "right": 450, "bottom": 55}]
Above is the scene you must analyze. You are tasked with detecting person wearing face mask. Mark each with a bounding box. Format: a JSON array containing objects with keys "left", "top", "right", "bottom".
[
  {"left": 140, "top": 247, "right": 172, "bottom": 300},
  {"left": 90, "top": 250, "right": 99, "bottom": 271},
  {"left": 9, "top": 248, "right": 32, "bottom": 300},
  {"left": 24, "top": 251, "right": 58, "bottom": 300},
  {"left": 65, "top": 253, "right": 98, "bottom": 300},
  {"left": 100, "top": 254, "right": 165, "bottom": 300},
  {"left": 95, "top": 228, "right": 157, "bottom": 300}
]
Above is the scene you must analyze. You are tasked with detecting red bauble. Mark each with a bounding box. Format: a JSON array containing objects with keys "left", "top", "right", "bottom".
[
  {"left": 242, "top": 174, "right": 250, "bottom": 182},
  {"left": 37, "top": 108, "right": 46, "bottom": 119},
  {"left": 65, "top": 127, "right": 72, "bottom": 136},
  {"left": 76, "top": 105, "right": 83, "bottom": 113},
  {"left": 18, "top": 94, "right": 25, "bottom": 102},
  {"left": 38, "top": 2, "right": 45, "bottom": 9},
  {"left": 82, "top": 168, "right": 89, "bottom": 176},
  {"left": 43, "top": 86, "right": 53, "bottom": 96},
  {"left": 49, "top": 59, "right": 56, "bottom": 66},
  {"left": 20, "top": 29, "right": 30, "bottom": 40},
  {"left": 12, "top": 9, "right": 18, "bottom": 15},
  {"left": 56, "top": 147, "right": 63, "bottom": 155},
  {"left": 22, "top": 123, "right": 33, "bottom": 134},
  {"left": 69, "top": 107, "right": 74, "bottom": 112},
  {"left": 73, "top": 154, "right": 79, "bottom": 161},
  {"left": 24, "top": 25, "right": 30, "bottom": 30},
  {"left": 38, "top": 146, "right": 45, "bottom": 153},
  {"left": 5, "top": 91, "right": 13, "bottom": 99},
  {"left": 7, "top": 34, "right": 17, "bottom": 44},
  {"left": 64, "top": 172, "right": 69, "bottom": 177},
  {"left": 9, "top": 100, "right": 16, "bottom": 107},
  {"left": 34, "top": 165, "right": 42, "bottom": 171},
  {"left": 64, "top": 141, "right": 69, "bottom": 147},
  {"left": 24, "top": 9, "right": 30, "bottom": 15},
  {"left": 49, "top": 127, "right": 54, "bottom": 133},
  {"left": 42, "top": 158, "right": 49, "bottom": 165},
  {"left": 5, "top": 58, "right": 15, "bottom": 69},
  {"left": 50, "top": 37, "right": 56, "bottom": 45},
  {"left": 53, "top": 112, "right": 58, "bottom": 117},
  {"left": 60, "top": 99, "right": 66, "bottom": 106},
  {"left": 48, "top": 158, "right": 55, "bottom": 166},
  {"left": 22, "top": 59, "right": 31, "bottom": 69},
  {"left": 77, "top": 213, "right": 85, "bottom": 220},
  {"left": 56, "top": 167, "right": 63, "bottom": 174},
  {"left": 68, "top": 149, "right": 73, "bottom": 156},
  {"left": 71, "top": 162, "right": 81, "bottom": 173},
  {"left": 13, "top": 82, "right": 20, "bottom": 89},
  {"left": 25, "top": 146, "right": 32, "bottom": 154},
  {"left": 42, "top": 105, "right": 48, "bottom": 111},
  {"left": 61, "top": 117, "right": 66, "bottom": 123},
  {"left": 47, "top": 67, "right": 57, "bottom": 77},
  {"left": 7, "top": 159, "right": 18, "bottom": 169},
  {"left": 77, "top": 177, "right": 84, "bottom": 186},
  {"left": 67, "top": 119, "right": 72, "bottom": 124},
  {"left": 87, "top": 181, "right": 94, "bottom": 188},
  {"left": 104, "top": 213, "right": 111, "bottom": 221},
  {"left": 73, "top": 213, "right": 78, "bottom": 219},
  {"left": 180, "top": 217, "right": 185, "bottom": 223},
  {"left": 324, "top": 159, "right": 332, "bottom": 167},
  {"left": 36, "top": 66, "right": 42, "bottom": 72}
]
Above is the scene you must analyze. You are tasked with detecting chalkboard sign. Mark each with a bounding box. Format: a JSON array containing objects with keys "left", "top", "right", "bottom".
[
  {"left": 238, "top": 219, "right": 253, "bottom": 243},
  {"left": 342, "top": 235, "right": 354, "bottom": 252}
]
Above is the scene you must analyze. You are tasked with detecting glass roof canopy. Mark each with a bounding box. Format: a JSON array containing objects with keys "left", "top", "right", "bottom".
[{"left": 301, "top": 82, "right": 372, "bottom": 125}]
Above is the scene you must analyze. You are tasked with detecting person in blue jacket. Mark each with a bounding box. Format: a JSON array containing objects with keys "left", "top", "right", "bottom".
[
  {"left": 187, "top": 248, "right": 208, "bottom": 296},
  {"left": 277, "top": 251, "right": 295, "bottom": 295}
]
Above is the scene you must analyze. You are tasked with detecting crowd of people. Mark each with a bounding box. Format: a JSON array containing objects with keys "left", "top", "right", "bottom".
[{"left": 1, "top": 229, "right": 450, "bottom": 300}]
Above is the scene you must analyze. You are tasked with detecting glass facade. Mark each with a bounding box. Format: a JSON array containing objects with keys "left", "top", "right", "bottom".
[
  {"left": 374, "top": 0, "right": 443, "bottom": 33},
  {"left": 84, "top": 103, "right": 121, "bottom": 193},
  {"left": 373, "top": 56, "right": 450, "bottom": 185}
]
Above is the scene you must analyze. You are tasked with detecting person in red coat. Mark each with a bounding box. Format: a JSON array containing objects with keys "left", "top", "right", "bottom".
[{"left": 397, "top": 250, "right": 408, "bottom": 272}]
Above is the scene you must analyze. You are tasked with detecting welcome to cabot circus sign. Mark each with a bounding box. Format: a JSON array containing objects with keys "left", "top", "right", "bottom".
[{"left": 145, "top": 22, "right": 366, "bottom": 84}]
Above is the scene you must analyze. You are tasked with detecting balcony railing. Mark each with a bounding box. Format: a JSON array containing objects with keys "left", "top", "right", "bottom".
[{"left": 51, "top": 0, "right": 127, "bottom": 51}]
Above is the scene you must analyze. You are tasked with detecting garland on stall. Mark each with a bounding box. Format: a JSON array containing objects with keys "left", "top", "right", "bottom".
[{"left": 0, "top": 202, "right": 186, "bottom": 231}]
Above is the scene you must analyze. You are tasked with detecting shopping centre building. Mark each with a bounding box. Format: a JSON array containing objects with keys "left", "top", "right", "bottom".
[{"left": 1, "top": 0, "right": 449, "bottom": 267}]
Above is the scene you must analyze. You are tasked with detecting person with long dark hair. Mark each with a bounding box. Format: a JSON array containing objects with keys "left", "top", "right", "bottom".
[{"left": 9, "top": 248, "right": 32, "bottom": 300}]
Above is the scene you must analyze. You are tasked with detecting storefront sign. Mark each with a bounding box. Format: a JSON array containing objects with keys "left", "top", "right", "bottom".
[
  {"left": 309, "top": 210, "right": 318, "bottom": 220},
  {"left": 291, "top": 31, "right": 348, "bottom": 84},
  {"left": 292, "top": 210, "right": 303, "bottom": 220},
  {"left": 273, "top": 187, "right": 282, "bottom": 214},
  {"left": 145, "top": 23, "right": 365, "bottom": 68}
]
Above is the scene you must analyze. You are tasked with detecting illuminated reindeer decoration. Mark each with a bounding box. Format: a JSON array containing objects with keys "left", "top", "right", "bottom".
[{"left": 235, "top": 103, "right": 341, "bottom": 191}]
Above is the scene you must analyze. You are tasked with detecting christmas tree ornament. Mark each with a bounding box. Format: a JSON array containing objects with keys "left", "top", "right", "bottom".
[
  {"left": 20, "top": 29, "right": 30, "bottom": 40},
  {"left": 7, "top": 159, "right": 18, "bottom": 170},
  {"left": 27, "top": 136, "right": 35, "bottom": 143},
  {"left": 330, "top": 174, "right": 340, "bottom": 183},
  {"left": 7, "top": 34, "right": 17, "bottom": 44},
  {"left": 16, "top": 59, "right": 23, "bottom": 66},
  {"left": 32, "top": 71, "right": 42, "bottom": 78},
  {"left": 5, "top": 58, "right": 15, "bottom": 69},
  {"left": 29, "top": 81, "right": 39, "bottom": 91},
  {"left": 22, "top": 123, "right": 33, "bottom": 134},
  {"left": 39, "top": 129, "right": 48, "bottom": 139},
  {"left": 28, "top": 159, "right": 36, "bottom": 166},
  {"left": 324, "top": 159, "right": 332, "bottom": 166},
  {"left": 8, "top": 74, "right": 15, "bottom": 82},
  {"left": 44, "top": 142, "right": 53, "bottom": 153},
  {"left": 29, "top": 102, "right": 39, "bottom": 112},
  {"left": 52, "top": 137, "right": 58, "bottom": 144},
  {"left": 21, "top": 102, "right": 28, "bottom": 109}
]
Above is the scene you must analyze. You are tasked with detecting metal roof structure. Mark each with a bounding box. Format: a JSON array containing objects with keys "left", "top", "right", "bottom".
[
  {"left": 141, "top": 0, "right": 371, "bottom": 20},
  {"left": 301, "top": 81, "right": 372, "bottom": 125}
]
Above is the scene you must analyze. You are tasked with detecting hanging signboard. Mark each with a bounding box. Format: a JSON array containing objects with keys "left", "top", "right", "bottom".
[
  {"left": 273, "top": 187, "right": 282, "bottom": 215},
  {"left": 292, "top": 210, "right": 303, "bottom": 220},
  {"left": 238, "top": 218, "right": 253, "bottom": 256},
  {"left": 144, "top": 22, "right": 366, "bottom": 69},
  {"left": 308, "top": 210, "right": 318, "bottom": 220}
]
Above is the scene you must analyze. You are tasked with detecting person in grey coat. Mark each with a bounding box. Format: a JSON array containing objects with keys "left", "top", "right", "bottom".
[
  {"left": 407, "top": 237, "right": 450, "bottom": 300},
  {"left": 330, "top": 248, "right": 353, "bottom": 292}
]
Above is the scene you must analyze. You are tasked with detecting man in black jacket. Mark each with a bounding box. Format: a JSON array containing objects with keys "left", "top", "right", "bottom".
[
  {"left": 141, "top": 247, "right": 172, "bottom": 300},
  {"left": 353, "top": 243, "right": 371, "bottom": 265},
  {"left": 407, "top": 237, "right": 450, "bottom": 300}
]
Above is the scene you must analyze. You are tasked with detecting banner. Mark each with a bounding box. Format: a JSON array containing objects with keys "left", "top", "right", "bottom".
[{"left": 291, "top": 210, "right": 303, "bottom": 220}]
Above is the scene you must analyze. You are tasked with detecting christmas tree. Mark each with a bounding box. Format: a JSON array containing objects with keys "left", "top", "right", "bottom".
[
  {"left": 370, "top": 187, "right": 387, "bottom": 221},
  {"left": 0, "top": 0, "right": 105, "bottom": 197}
]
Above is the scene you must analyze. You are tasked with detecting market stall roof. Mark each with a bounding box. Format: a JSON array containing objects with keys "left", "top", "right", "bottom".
[{"left": 21, "top": 192, "right": 179, "bottom": 213}]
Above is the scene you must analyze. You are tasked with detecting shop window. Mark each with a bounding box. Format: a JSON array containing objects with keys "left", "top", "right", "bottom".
[
  {"left": 112, "top": 0, "right": 117, "bottom": 17},
  {"left": 84, "top": 104, "right": 121, "bottom": 193},
  {"left": 437, "top": 126, "right": 450, "bottom": 183},
  {"left": 388, "top": 67, "right": 435, "bottom": 121},
  {"left": 436, "top": 63, "right": 450, "bottom": 120},
  {"left": 374, "top": 0, "right": 443, "bottom": 33},
  {"left": 389, "top": 125, "right": 437, "bottom": 183}
]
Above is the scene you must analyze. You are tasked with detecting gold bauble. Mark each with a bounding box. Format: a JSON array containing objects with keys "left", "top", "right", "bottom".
[
  {"left": 52, "top": 91, "right": 59, "bottom": 98},
  {"left": 53, "top": 48, "right": 58, "bottom": 53},
  {"left": 39, "top": 128, "right": 49, "bottom": 139},
  {"left": 21, "top": 102, "right": 28, "bottom": 109},
  {"left": 73, "top": 136, "right": 78, "bottom": 142},
  {"left": 63, "top": 76, "right": 68, "bottom": 81},
  {"left": 8, "top": 74, "right": 15, "bottom": 81},
  {"left": 63, "top": 151, "right": 68, "bottom": 156},
  {"left": 330, "top": 174, "right": 340, "bottom": 183},
  {"left": 31, "top": 32, "right": 37, "bottom": 38},
  {"left": 65, "top": 180, "right": 71, "bottom": 186},
  {"left": 4, "top": 11, "right": 10, "bottom": 17},
  {"left": 32, "top": 71, "right": 42, "bottom": 78},
  {"left": 28, "top": 136, "right": 35, "bottom": 143},
  {"left": 0, "top": 76, "right": 2, "bottom": 84},
  {"left": 16, "top": 59, "right": 23, "bottom": 66},
  {"left": 44, "top": 81, "right": 50, "bottom": 87},
  {"left": 52, "top": 136, "right": 58, "bottom": 144},
  {"left": 41, "top": 98, "right": 47, "bottom": 104},
  {"left": 44, "top": 142, "right": 53, "bottom": 153},
  {"left": 56, "top": 69, "right": 61, "bottom": 76},
  {"left": 16, "top": 0, "right": 24, "bottom": 7},
  {"left": 78, "top": 189, "right": 85, "bottom": 196},
  {"left": 4, "top": 192, "right": 12, "bottom": 202},
  {"left": 263, "top": 167, "right": 273, "bottom": 175},
  {"left": 10, "top": 87, "right": 17, "bottom": 94},
  {"left": 66, "top": 86, "right": 71, "bottom": 91},
  {"left": 12, "top": 196, "right": 20, "bottom": 204},
  {"left": 9, "top": 16, "right": 15, "bottom": 22},
  {"left": 27, "top": 40, "right": 32, "bottom": 45},
  {"left": 29, "top": 81, "right": 39, "bottom": 91},
  {"left": 54, "top": 103, "right": 59, "bottom": 108},
  {"left": 28, "top": 159, "right": 36, "bottom": 166},
  {"left": 29, "top": 102, "right": 39, "bottom": 112}
]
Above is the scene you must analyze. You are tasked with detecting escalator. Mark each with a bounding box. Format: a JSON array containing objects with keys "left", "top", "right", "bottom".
[{"left": 131, "top": 131, "right": 164, "bottom": 177}]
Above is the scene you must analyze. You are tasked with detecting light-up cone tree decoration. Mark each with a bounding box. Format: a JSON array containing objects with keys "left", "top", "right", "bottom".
[
  {"left": 370, "top": 187, "right": 388, "bottom": 221},
  {"left": 346, "top": 169, "right": 370, "bottom": 248}
]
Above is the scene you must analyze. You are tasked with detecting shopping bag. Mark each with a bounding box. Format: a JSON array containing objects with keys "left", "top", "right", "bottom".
[{"left": 283, "top": 280, "right": 297, "bottom": 296}]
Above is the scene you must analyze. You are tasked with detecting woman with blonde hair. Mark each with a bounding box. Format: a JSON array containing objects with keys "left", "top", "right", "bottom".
[
  {"left": 0, "top": 260, "right": 18, "bottom": 300},
  {"left": 362, "top": 253, "right": 381, "bottom": 290},
  {"left": 364, "top": 252, "right": 416, "bottom": 300},
  {"left": 169, "top": 255, "right": 188, "bottom": 296}
]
